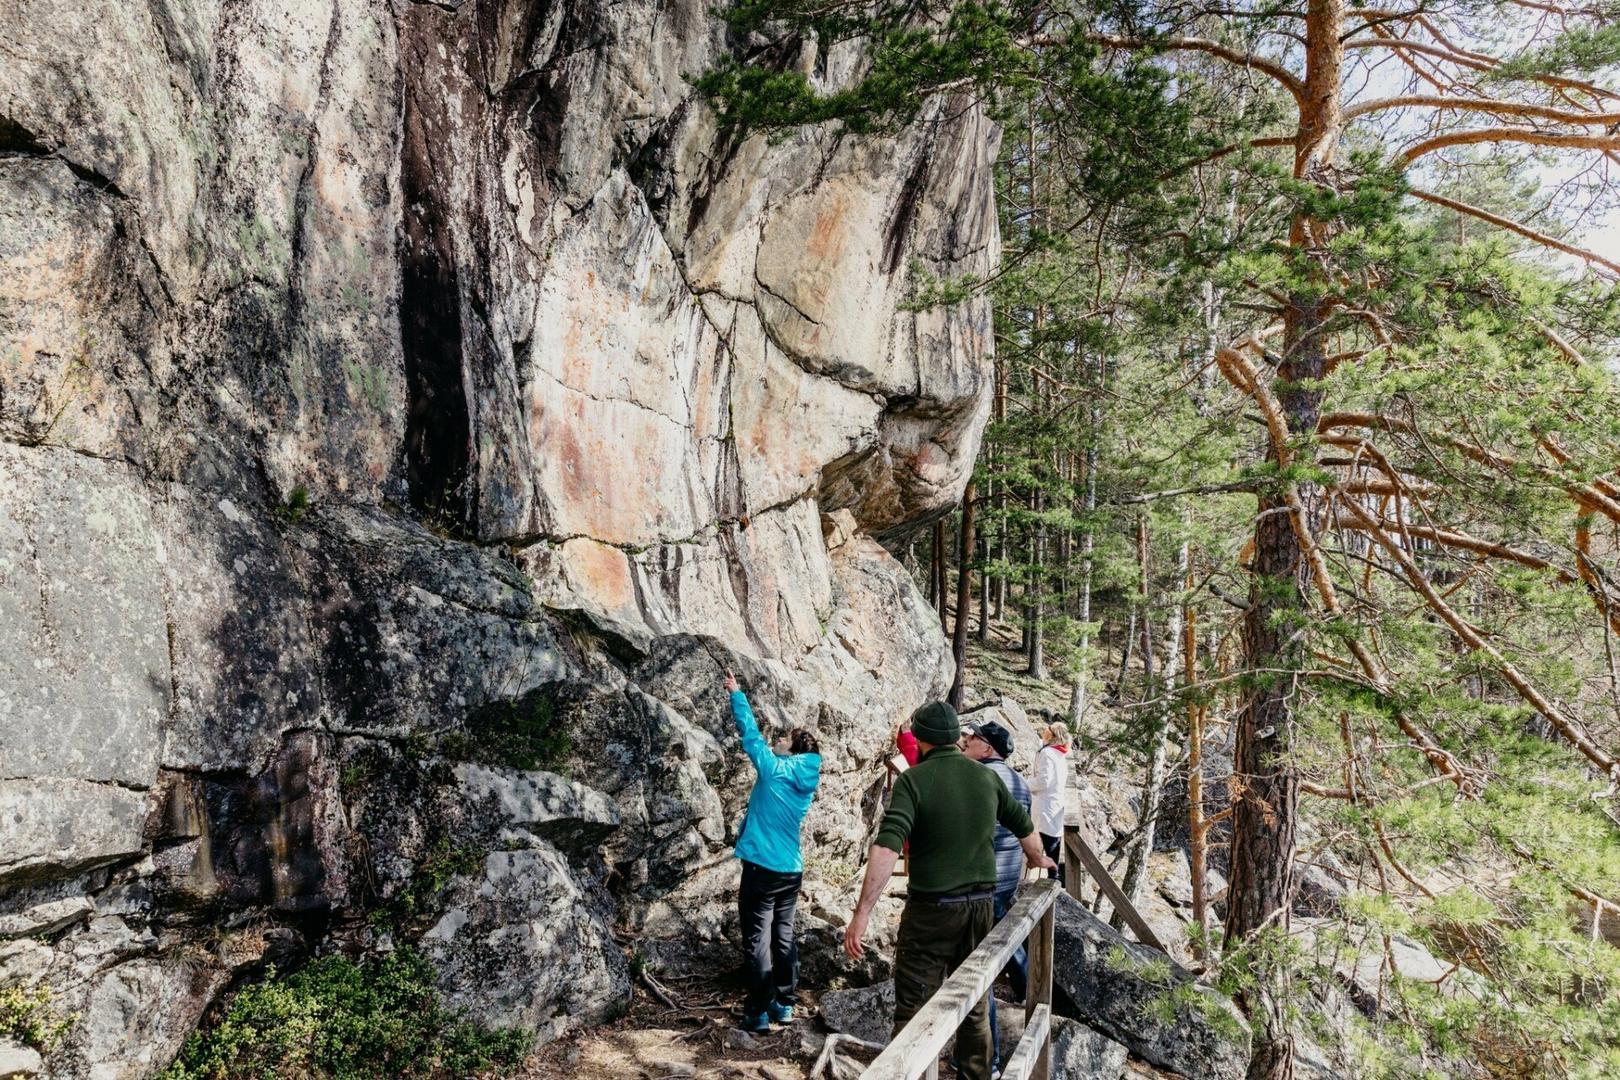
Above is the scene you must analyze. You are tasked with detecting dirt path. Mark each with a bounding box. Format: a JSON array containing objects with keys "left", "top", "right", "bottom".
[{"left": 519, "top": 987, "right": 876, "bottom": 1080}]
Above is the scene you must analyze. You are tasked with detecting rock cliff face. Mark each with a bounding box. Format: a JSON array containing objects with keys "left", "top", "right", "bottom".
[{"left": 0, "top": 0, "right": 998, "bottom": 1073}]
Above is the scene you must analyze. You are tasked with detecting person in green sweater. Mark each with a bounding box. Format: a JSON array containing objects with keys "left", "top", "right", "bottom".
[{"left": 843, "top": 700, "right": 1054, "bottom": 1080}]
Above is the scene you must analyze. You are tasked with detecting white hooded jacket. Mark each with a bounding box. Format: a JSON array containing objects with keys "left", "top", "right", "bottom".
[{"left": 1029, "top": 742, "right": 1070, "bottom": 836}]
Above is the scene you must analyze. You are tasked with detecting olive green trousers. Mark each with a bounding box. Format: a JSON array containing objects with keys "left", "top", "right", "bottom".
[{"left": 891, "top": 896, "right": 996, "bottom": 1080}]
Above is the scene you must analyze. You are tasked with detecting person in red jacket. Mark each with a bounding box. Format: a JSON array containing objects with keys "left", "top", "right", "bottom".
[{"left": 896, "top": 722, "right": 920, "bottom": 767}]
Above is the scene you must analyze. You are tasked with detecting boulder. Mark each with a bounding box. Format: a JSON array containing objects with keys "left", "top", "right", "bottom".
[
  {"left": 1296, "top": 919, "right": 1487, "bottom": 1017},
  {"left": 995, "top": 1006, "right": 1128, "bottom": 1079},
  {"left": 820, "top": 981, "right": 897, "bottom": 1047},
  {"left": 798, "top": 910, "right": 895, "bottom": 989},
  {"left": 1050, "top": 1015, "right": 1129, "bottom": 1079},
  {"left": 0, "top": 918, "right": 229, "bottom": 1079},
  {"left": 1051, "top": 892, "right": 1250, "bottom": 1080},
  {"left": 1293, "top": 850, "right": 1353, "bottom": 918},
  {"left": 421, "top": 848, "right": 631, "bottom": 1036}
]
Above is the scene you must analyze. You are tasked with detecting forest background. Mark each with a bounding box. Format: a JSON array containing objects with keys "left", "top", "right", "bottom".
[{"left": 699, "top": 2, "right": 1620, "bottom": 1077}]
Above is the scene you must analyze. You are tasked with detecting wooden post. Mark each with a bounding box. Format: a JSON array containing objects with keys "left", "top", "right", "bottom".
[
  {"left": 1063, "top": 836, "right": 1085, "bottom": 904},
  {"left": 1025, "top": 901, "right": 1055, "bottom": 1080},
  {"left": 999, "top": 1004, "right": 1050, "bottom": 1080}
]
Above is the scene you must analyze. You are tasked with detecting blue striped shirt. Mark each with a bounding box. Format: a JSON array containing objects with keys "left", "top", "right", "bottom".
[{"left": 983, "top": 758, "right": 1031, "bottom": 892}]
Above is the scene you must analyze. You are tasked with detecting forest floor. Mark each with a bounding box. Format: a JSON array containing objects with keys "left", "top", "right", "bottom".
[
  {"left": 516, "top": 960, "right": 921, "bottom": 1080},
  {"left": 519, "top": 980, "right": 1173, "bottom": 1079},
  {"left": 943, "top": 606, "right": 1080, "bottom": 718}
]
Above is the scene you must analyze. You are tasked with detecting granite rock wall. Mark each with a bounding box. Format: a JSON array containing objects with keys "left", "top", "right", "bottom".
[{"left": 0, "top": 0, "right": 997, "bottom": 1072}]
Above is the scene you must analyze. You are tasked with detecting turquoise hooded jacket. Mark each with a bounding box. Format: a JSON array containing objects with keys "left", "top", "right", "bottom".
[{"left": 730, "top": 690, "right": 821, "bottom": 874}]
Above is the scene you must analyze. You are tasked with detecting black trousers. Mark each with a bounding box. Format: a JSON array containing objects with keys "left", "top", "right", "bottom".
[
  {"left": 1040, "top": 831, "right": 1064, "bottom": 883},
  {"left": 738, "top": 860, "right": 802, "bottom": 1015}
]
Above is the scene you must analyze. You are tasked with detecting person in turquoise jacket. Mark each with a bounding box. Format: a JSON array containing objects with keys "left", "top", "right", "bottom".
[{"left": 725, "top": 670, "right": 822, "bottom": 1032}]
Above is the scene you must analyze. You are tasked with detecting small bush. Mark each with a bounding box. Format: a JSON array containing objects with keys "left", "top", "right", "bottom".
[
  {"left": 367, "top": 837, "right": 486, "bottom": 933},
  {"left": 160, "top": 947, "right": 529, "bottom": 1080},
  {"left": 395, "top": 839, "right": 485, "bottom": 920},
  {"left": 275, "top": 485, "right": 311, "bottom": 525},
  {"left": 0, "top": 984, "right": 72, "bottom": 1051}
]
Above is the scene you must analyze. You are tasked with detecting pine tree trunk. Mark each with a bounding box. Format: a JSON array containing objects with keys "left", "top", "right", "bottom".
[
  {"left": 1226, "top": 12, "right": 1342, "bottom": 1078},
  {"left": 1114, "top": 608, "right": 1136, "bottom": 703},
  {"left": 984, "top": 359, "right": 997, "bottom": 621},
  {"left": 1225, "top": 1, "right": 1343, "bottom": 1073},
  {"left": 1186, "top": 558, "right": 1208, "bottom": 960},
  {"left": 1024, "top": 117, "right": 1047, "bottom": 682},
  {"left": 1115, "top": 529, "right": 1186, "bottom": 929},
  {"left": 1070, "top": 403, "right": 1099, "bottom": 724},
  {"left": 1027, "top": 489, "right": 1047, "bottom": 680},
  {"left": 977, "top": 535, "right": 992, "bottom": 643},
  {"left": 950, "top": 483, "right": 977, "bottom": 708},
  {"left": 933, "top": 518, "right": 949, "bottom": 630}
]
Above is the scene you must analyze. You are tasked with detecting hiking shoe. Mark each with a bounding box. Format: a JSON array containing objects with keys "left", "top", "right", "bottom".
[
  {"left": 767, "top": 1001, "right": 793, "bottom": 1024},
  {"left": 739, "top": 1012, "right": 772, "bottom": 1034}
]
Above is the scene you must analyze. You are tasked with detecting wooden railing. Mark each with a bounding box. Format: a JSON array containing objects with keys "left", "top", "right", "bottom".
[
  {"left": 1062, "top": 823, "right": 1166, "bottom": 953},
  {"left": 860, "top": 823, "right": 1168, "bottom": 1079},
  {"left": 862, "top": 878, "right": 1060, "bottom": 1080}
]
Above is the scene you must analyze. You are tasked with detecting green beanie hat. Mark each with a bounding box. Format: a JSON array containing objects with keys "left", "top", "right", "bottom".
[{"left": 911, "top": 701, "right": 960, "bottom": 746}]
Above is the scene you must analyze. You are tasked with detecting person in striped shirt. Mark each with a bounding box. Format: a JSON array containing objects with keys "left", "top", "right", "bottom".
[{"left": 962, "top": 718, "right": 1031, "bottom": 1074}]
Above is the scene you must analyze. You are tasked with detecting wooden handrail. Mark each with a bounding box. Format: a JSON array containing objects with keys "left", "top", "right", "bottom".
[
  {"left": 1063, "top": 824, "right": 1167, "bottom": 954},
  {"left": 863, "top": 879, "right": 1059, "bottom": 1080}
]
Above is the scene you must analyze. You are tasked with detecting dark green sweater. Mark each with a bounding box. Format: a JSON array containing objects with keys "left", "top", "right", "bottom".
[{"left": 874, "top": 744, "right": 1036, "bottom": 895}]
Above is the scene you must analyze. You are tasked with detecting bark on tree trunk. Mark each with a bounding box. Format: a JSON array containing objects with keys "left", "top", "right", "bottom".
[
  {"left": 950, "top": 483, "right": 977, "bottom": 708},
  {"left": 978, "top": 535, "right": 992, "bottom": 643},
  {"left": 1114, "top": 608, "right": 1136, "bottom": 702},
  {"left": 1186, "top": 562, "right": 1208, "bottom": 960},
  {"left": 1225, "top": 3, "right": 1342, "bottom": 1075},
  {"left": 993, "top": 355, "right": 1008, "bottom": 621},
  {"left": 933, "top": 518, "right": 949, "bottom": 630},
  {"left": 1226, "top": 412, "right": 1310, "bottom": 1080},
  {"left": 1070, "top": 404, "right": 1099, "bottom": 725},
  {"left": 1027, "top": 490, "right": 1048, "bottom": 680}
]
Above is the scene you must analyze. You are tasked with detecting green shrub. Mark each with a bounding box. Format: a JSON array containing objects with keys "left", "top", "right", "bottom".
[
  {"left": 160, "top": 948, "right": 529, "bottom": 1080},
  {"left": 275, "top": 485, "right": 311, "bottom": 525},
  {"left": 0, "top": 984, "right": 72, "bottom": 1051},
  {"left": 379, "top": 838, "right": 485, "bottom": 927}
]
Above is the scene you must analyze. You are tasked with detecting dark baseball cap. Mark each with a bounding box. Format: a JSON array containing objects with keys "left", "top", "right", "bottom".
[{"left": 967, "top": 720, "right": 1013, "bottom": 759}]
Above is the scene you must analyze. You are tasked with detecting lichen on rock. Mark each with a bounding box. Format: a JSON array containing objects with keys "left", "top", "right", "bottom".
[{"left": 0, "top": 0, "right": 998, "bottom": 1071}]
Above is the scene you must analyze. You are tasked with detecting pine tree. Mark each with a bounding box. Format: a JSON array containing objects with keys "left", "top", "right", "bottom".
[{"left": 697, "top": 4, "right": 1620, "bottom": 1075}]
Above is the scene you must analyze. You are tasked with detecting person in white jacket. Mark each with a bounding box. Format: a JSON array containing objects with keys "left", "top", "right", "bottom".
[{"left": 1028, "top": 719, "right": 1072, "bottom": 879}]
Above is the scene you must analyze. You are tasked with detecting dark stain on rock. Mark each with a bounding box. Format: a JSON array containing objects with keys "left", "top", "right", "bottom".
[
  {"left": 397, "top": 10, "right": 474, "bottom": 535},
  {"left": 882, "top": 143, "right": 932, "bottom": 275},
  {"left": 199, "top": 734, "right": 331, "bottom": 915}
]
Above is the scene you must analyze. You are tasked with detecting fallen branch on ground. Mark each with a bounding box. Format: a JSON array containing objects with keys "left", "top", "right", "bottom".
[
  {"left": 638, "top": 967, "right": 680, "bottom": 1010},
  {"left": 811, "top": 1033, "right": 888, "bottom": 1080}
]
